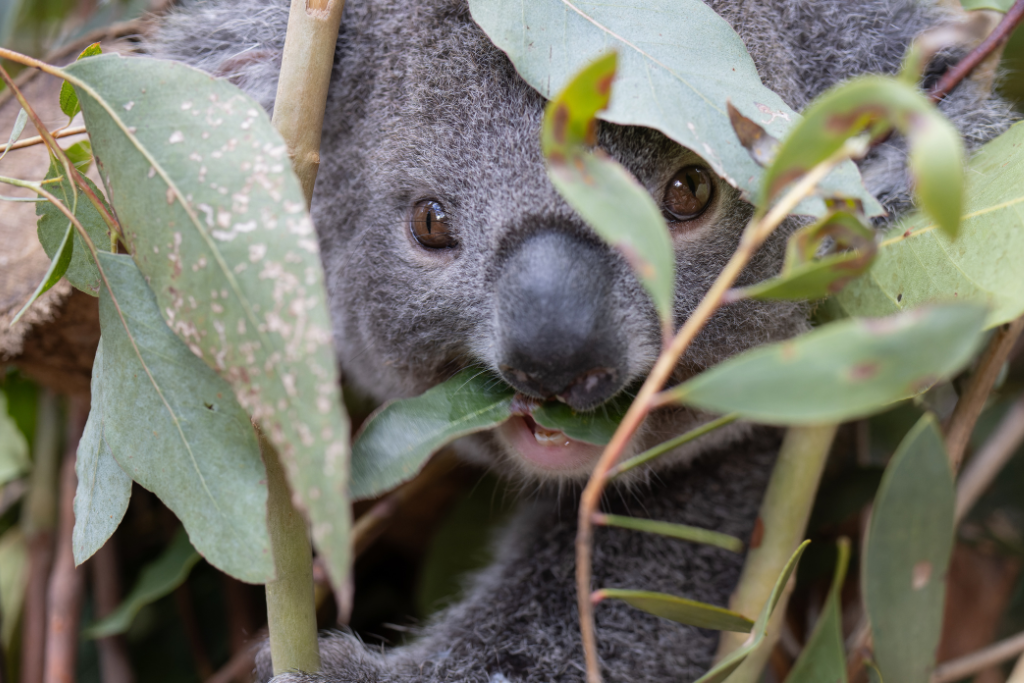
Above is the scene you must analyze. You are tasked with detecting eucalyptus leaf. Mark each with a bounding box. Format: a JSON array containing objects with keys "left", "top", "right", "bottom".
[
  {"left": 36, "top": 155, "right": 110, "bottom": 297},
  {"left": 469, "top": 0, "right": 880, "bottom": 218},
  {"left": 0, "top": 528, "right": 27, "bottom": 653},
  {"left": 0, "top": 391, "right": 29, "bottom": 487},
  {"left": 597, "top": 514, "right": 743, "bottom": 553},
  {"left": 59, "top": 43, "right": 102, "bottom": 120},
  {"left": 92, "top": 252, "right": 272, "bottom": 583},
  {"left": 73, "top": 338, "right": 133, "bottom": 566},
  {"left": 532, "top": 392, "right": 629, "bottom": 446},
  {"left": 82, "top": 528, "right": 201, "bottom": 639},
  {"left": 10, "top": 221, "right": 73, "bottom": 327},
  {"left": 598, "top": 588, "right": 753, "bottom": 632},
  {"left": 864, "top": 414, "right": 954, "bottom": 683},
  {"left": 542, "top": 54, "right": 674, "bottom": 323},
  {"left": 63, "top": 54, "right": 351, "bottom": 586},
  {"left": 0, "top": 107, "right": 27, "bottom": 163},
  {"left": 785, "top": 538, "right": 850, "bottom": 683},
  {"left": 351, "top": 370, "right": 514, "bottom": 501},
  {"left": 960, "top": 0, "right": 1013, "bottom": 10},
  {"left": 695, "top": 541, "right": 810, "bottom": 683},
  {"left": 830, "top": 120, "right": 1024, "bottom": 329},
  {"left": 762, "top": 76, "right": 962, "bottom": 236},
  {"left": 667, "top": 304, "right": 986, "bottom": 424}
]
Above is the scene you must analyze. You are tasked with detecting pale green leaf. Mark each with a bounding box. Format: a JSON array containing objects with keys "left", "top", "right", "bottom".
[
  {"left": 830, "top": 120, "right": 1024, "bottom": 329},
  {"left": 63, "top": 55, "right": 350, "bottom": 587},
  {"left": 785, "top": 538, "right": 850, "bottom": 683},
  {"left": 10, "top": 221, "right": 73, "bottom": 327},
  {"left": 598, "top": 588, "right": 753, "bottom": 632},
  {"left": 960, "top": 0, "right": 1013, "bottom": 10},
  {"left": 864, "top": 414, "right": 954, "bottom": 683},
  {"left": 0, "top": 527, "right": 28, "bottom": 652},
  {"left": 469, "top": 0, "right": 880, "bottom": 218},
  {"left": 668, "top": 304, "right": 986, "bottom": 424},
  {"left": 93, "top": 252, "right": 272, "bottom": 583},
  {"left": 82, "top": 528, "right": 201, "bottom": 639},
  {"left": 72, "top": 338, "right": 133, "bottom": 566},
  {"left": 695, "top": 541, "right": 810, "bottom": 683},
  {"left": 351, "top": 370, "right": 514, "bottom": 501},
  {"left": 0, "top": 107, "right": 27, "bottom": 163},
  {"left": 0, "top": 390, "right": 29, "bottom": 486},
  {"left": 597, "top": 514, "right": 743, "bottom": 553}
]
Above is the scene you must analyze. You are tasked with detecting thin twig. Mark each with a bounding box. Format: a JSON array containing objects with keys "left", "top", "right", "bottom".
[
  {"left": 1008, "top": 651, "right": 1024, "bottom": 683},
  {"left": 929, "top": 0, "right": 1024, "bottom": 102},
  {"left": 944, "top": 316, "right": 1024, "bottom": 472},
  {"left": 932, "top": 630, "right": 1024, "bottom": 683},
  {"left": 955, "top": 395, "right": 1024, "bottom": 523},
  {"left": 0, "top": 126, "right": 88, "bottom": 153},
  {"left": 91, "top": 538, "right": 135, "bottom": 683},
  {"left": 205, "top": 642, "right": 261, "bottom": 683},
  {"left": 576, "top": 145, "right": 853, "bottom": 683},
  {"left": 42, "top": 397, "right": 88, "bottom": 683}
]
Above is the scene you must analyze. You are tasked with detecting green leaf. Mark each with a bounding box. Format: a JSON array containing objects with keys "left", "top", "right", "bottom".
[
  {"left": 532, "top": 392, "right": 629, "bottom": 446},
  {"left": 763, "top": 76, "right": 963, "bottom": 236},
  {"left": 960, "top": 0, "right": 1013, "bottom": 10},
  {"left": 59, "top": 42, "right": 102, "bottom": 119},
  {"left": 91, "top": 252, "right": 272, "bottom": 582},
  {"left": 0, "top": 107, "right": 27, "bottom": 163},
  {"left": 865, "top": 661, "right": 885, "bottom": 683},
  {"left": 829, "top": 120, "right": 1024, "bottom": 329},
  {"left": 667, "top": 303, "right": 986, "bottom": 424},
  {"left": 63, "top": 139, "right": 94, "bottom": 173},
  {"left": 351, "top": 370, "right": 514, "bottom": 501},
  {"left": 0, "top": 390, "right": 29, "bottom": 486},
  {"left": 695, "top": 540, "right": 810, "bottom": 683},
  {"left": 469, "top": 0, "right": 880, "bottom": 218},
  {"left": 541, "top": 54, "right": 674, "bottom": 323},
  {"left": 597, "top": 514, "right": 743, "bottom": 553},
  {"left": 10, "top": 221, "right": 74, "bottom": 327},
  {"left": 863, "top": 414, "right": 954, "bottom": 683},
  {"left": 82, "top": 528, "right": 201, "bottom": 639},
  {"left": 736, "top": 211, "right": 876, "bottom": 301},
  {"left": 72, "top": 339, "right": 132, "bottom": 566},
  {"left": 598, "top": 588, "right": 754, "bottom": 632},
  {"left": 0, "top": 527, "right": 28, "bottom": 653},
  {"left": 785, "top": 538, "right": 850, "bottom": 683},
  {"left": 610, "top": 413, "right": 738, "bottom": 476},
  {"left": 63, "top": 55, "right": 351, "bottom": 587},
  {"left": 36, "top": 155, "right": 110, "bottom": 297}
]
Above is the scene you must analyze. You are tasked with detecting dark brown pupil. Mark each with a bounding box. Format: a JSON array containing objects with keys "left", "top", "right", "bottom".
[
  {"left": 663, "top": 166, "right": 713, "bottom": 222},
  {"left": 411, "top": 200, "right": 456, "bottom": 249}
]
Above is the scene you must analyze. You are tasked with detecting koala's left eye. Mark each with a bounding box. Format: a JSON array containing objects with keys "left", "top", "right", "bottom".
[
  {"left": 410, "top": 199, "right": 457, "bottom": 249},
  {"left": 662, "top": 166, "right": 713, "bottom": 222}
]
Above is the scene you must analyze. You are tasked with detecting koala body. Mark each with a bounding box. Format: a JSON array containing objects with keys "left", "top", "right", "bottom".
[{"left": 152, "top": 0, "right": 1014, "bottom": 681}]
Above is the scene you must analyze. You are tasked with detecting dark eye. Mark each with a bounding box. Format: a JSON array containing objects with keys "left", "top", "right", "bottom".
[
  {"left": 662, "top": 166, "right": 713, "bottom": 222},
  {"left": 410, "top": 199, "right": 457, "bottom": 249}
]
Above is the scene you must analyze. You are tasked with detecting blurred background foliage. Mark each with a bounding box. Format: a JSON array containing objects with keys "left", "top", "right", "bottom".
[{"left": 4, "top": 1, "right": 1024, "bottom": 682}]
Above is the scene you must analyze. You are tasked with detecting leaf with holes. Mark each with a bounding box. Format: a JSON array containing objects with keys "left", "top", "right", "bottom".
[
  {"left": 90, "top": 252, "right": 271, "bottom": 581},
  {"left": 62, "top": 54, "right": 350, "bottom": 587},
  {"left": 666, "top": 304, "right": 986, "bottom": 424},
  {"left": 597, "top": 588, "right": 754, "bottom": 632},
  {"left": 541, "top": 53, "right": 675, "bottom": 324},
  {"left": 695, "top": 541, "right": 810, "bottom": 683},
  {"left": 470, "top": 0, "right": 880, "bottom": 217},
  {"left": 864, "top": 415, "right": 954, "bottom": 683},
  {"left": 351, "top": 370, "right": 515, "bottom": 501},
  {"left": 829, "top": 120, "right": 1024, "bottom": 329}
]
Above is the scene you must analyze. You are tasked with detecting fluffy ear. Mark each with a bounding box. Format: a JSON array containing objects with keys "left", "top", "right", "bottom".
[{"left": 143, "top": 0, "right": 288, "bottom": 114}]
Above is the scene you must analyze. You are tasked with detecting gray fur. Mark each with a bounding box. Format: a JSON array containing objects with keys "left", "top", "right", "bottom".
[{"left": 148, "top": 1, "right": 1016, "bottom": 680}]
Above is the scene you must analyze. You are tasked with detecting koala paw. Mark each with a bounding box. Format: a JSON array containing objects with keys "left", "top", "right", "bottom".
[{"left": 255, "top": 631, "right": 398, "bottom": 683}]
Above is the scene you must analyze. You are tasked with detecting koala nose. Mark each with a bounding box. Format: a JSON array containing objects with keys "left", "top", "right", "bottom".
[{"left": 495, "top": 231, "right": 627, "bottom": 411}]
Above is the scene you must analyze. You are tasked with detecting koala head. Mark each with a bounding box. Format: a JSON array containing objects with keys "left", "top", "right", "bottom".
[{"left": 300, "top": 0, "right": 809, "bottom": 483}]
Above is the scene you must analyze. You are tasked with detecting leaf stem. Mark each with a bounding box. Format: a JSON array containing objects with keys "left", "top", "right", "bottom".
[
  {"left": 261, "top": 432, "right": 321, "bottom": 676},
  {"left": 714, "top": 423, "right": 838, "bottom": 682},
  {"left": 576, "top": 145, "right": 852, "bottom": 683}
]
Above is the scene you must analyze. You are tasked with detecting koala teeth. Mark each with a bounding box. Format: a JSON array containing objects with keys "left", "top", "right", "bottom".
[{"left": 533, "top": 424, "right": 571, "bottom": 447}]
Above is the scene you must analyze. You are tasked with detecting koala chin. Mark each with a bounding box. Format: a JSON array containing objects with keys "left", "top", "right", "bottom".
[{"left": 152, "top": 0, "right": 1015, "bottom": 680}]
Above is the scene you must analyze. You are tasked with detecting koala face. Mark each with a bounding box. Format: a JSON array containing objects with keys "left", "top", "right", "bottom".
[{"left": 311, "top": 0, "right": 808, "bottom": 481}]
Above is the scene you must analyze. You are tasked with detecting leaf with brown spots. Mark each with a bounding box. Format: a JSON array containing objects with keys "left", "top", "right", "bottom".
[{"left": 61, "top": 55, "right": 350, "bottom": 588}]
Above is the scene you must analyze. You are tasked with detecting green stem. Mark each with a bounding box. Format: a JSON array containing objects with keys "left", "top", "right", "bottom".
[
  {"left": 715, "top": 423, "right": 838, "bottom": 681},
  {"left": 262, "top": 433, "right": 321, "bottom": 675}
]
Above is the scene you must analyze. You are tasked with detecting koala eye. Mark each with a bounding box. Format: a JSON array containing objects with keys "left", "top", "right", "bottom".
[
  {"left": 410, "top": 199, "right": 457, "bottom": 249},
  {"left": 662, "top": 166, "right": 713, "bottom": 222}
]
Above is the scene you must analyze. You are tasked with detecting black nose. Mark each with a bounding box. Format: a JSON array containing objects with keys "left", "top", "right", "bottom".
[{"left": 495, "top": 231, "right": 626, "bottom": 411}]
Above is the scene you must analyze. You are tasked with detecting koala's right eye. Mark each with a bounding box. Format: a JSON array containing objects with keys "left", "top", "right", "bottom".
[{"left": 410, "top": 199, "right": 457, "bottom": 249}]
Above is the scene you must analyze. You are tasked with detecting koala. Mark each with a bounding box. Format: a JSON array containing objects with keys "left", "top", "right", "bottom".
[{"left": 149, "top": 0, "right": 1015, "bottom": 681}]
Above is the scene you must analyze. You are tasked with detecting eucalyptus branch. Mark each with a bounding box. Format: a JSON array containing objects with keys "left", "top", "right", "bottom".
[
  {"left": 955, "top": 394, "right": 1024, "bottom": 523},
  {"left": 944, "top": 316, "right": 1024, "bottom": 471},
  {"left": 931, "top": 630, "right": 1024, "bottom": 683},
  {"left": 0, "top": 125, "right": 88, "bottom": 153},
  {"left": 576, "top": 144, "right": 853, "bottom": 683},
  {"left": 715, "top": 424, "right": 838, "bottom": 681}
]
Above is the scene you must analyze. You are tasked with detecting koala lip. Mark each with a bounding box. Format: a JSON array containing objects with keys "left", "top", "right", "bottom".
[{"left": 497, "top": 414, "right": 604, "bottom": 475}]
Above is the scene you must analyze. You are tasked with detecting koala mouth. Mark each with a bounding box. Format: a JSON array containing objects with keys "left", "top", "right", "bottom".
[{"left": 497, "top": 413, "right": 605, "bottom": 476}]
